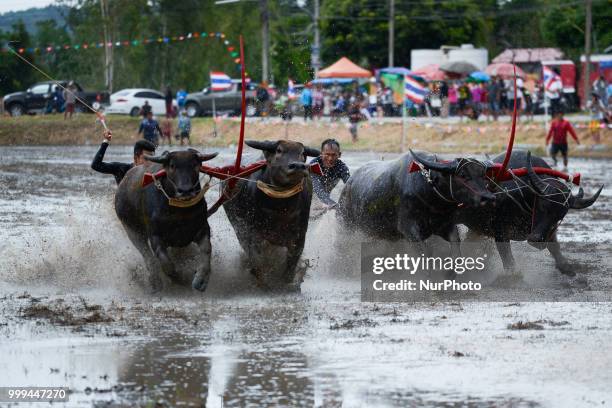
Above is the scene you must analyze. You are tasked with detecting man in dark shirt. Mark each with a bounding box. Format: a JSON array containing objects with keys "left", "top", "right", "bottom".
[
  {"left": 140, "top": 100, "right": 152, "bottom": 118},
  {"left": 310, "top": 139, "right": 351, "bottom": 208},
  {"left": 91, "top": 130, "right": 156, "bottom": 184},
  {"left": 138, "top": 111, "right": 162, "bottom": 145}
]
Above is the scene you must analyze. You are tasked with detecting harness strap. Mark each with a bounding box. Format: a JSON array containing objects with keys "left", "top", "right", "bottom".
[
  {"left": 151, "top": 172, "right": 209, "bottom": 208},
  {"left": 256, "top": 180, "right": 304, "bottom": 198}
]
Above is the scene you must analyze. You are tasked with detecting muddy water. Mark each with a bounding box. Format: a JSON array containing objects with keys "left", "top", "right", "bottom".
[{"left": 0, "top": 145, "right": 611, "bottom": 407}]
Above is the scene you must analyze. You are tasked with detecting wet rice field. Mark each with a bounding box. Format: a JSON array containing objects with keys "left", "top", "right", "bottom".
[{"left": 0, "top": 145, "right": 611, "bottom": 407}]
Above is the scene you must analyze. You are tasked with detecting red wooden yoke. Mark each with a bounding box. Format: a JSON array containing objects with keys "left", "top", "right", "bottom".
[{"left": 407, "top": 160, "right": 580, "bottom": 186}]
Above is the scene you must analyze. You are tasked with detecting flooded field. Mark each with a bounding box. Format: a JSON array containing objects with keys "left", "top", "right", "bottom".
[{"left": 0, "top": 145, "right": 611, "bottom": 407}]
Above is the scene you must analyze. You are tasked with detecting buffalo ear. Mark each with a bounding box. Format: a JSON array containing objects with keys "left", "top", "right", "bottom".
[
  {"left": 303, "top": 146, "right": 320, "bottom": 157},
  {"left": 245, "top": 140, "right": 279, "bottom": 152},
  {"left": 144, "top": 150, "right": 170, "bottom": 164}
]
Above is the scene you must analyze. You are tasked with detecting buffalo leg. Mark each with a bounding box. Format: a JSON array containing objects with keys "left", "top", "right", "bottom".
[
  {"left": 123, "top": 227, "right": 164, "bottom": 292},
  {"left": 192, "top": 231, "right": 212, "bottom": 292},
  {"left": 547, "top": 233, "right": 575, "bottom": 277},
  {"left": 397, "top": 213, "right": 431, "bottom": 258},
  {"left": 494, "top": 237, "right": 517, "bottom": 273},
  {"left": 440, "top": 224, "right": 461, "bottom": 258},
  {"left": 149, "top": 235, "right": 178, "bottom": 282}
]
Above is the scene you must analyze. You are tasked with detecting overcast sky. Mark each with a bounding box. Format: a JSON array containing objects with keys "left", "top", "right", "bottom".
[{"left": 0, "top": 0, "right": 56, "bottom": 14}]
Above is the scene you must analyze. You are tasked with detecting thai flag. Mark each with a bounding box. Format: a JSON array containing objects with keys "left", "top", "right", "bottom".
[
  {"left": 404, "top": 76, "right": 427, "bottom": 104},
  {"left": 288, "top": 79, "right": 296, "bottom": 99},
  {"left": 542, "top": 66, "right": 560, "bottom": 90},
  {"left": 210, "top": 71, "right": 232, "bottom": 91}
]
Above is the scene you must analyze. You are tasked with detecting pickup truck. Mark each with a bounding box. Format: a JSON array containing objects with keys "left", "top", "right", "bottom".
[
  {"left": 184, "top": 80, "right": 257, "bottom": 117},
  {"left": 2, "top": 81, "right": 110, "bottom": 116}
]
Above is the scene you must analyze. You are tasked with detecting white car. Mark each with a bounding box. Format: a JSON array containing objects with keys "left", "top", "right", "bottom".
[{"left": 105, "top": 88, "right": 176, "bottom": 116}]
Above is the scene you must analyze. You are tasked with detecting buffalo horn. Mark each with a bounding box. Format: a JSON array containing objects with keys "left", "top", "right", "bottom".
[
  {"left": 245, "top": 140, "right": 279, "bottom": 152},
  {"left": 187, "top": 148, "right": 218, "bottom": 162},
  {"left": 570, "top": 185, "right": 603, "bottom": 209},
  {"left": 409, "top": 149, "right": 457, "bottom": 174},
  {"left": 144, "top": 151, "right": 170, "bottom": 164},
  {"left": 526, "top": 151, "right": 547, "bottom": 194}
]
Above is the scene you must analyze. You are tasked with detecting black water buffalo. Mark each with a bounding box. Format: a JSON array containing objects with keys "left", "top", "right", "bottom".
[
  {"left": 338, "top": 150, "right": 495, "bottom": 250},
  {"left": 115, "top": 149, "right": 218, "bottom": 292},
  {"left": 223, "top": 140, "right": 320, "bottom": 291},
  {"left": 458, "top": 150, "right": 603, "bottom": 276}
]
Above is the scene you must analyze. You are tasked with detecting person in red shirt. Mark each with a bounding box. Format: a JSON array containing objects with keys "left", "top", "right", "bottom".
[{"left": 545, "top": 111, "right": 580, "bottom": 170}]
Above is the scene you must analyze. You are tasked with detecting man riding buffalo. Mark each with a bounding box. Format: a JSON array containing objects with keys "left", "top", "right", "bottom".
[
  {"left": 222, "top": 139, "right": 320, "bottom": 291},
  {"left": 458, "top": 150, "right": 602, "bottom": 276},
  {"left": 115, "top": 148, "right": 218, "bottom": 292},
  {"left": 338, "top": 150, "right": 495, "bottom": 253}
]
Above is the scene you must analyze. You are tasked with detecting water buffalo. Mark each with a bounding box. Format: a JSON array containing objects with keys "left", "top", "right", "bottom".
[
  {"left": 338, "top": 150, "right": 495, "bottom": 251},
  {"left": 223, "top": 140, "right": 320, "bottom": 291},
  {"left": 458, "top": 150, "right": 603, "bottom": 276},
  {"left": 115, "top": 149, "right": 218, "bottom": 292}
]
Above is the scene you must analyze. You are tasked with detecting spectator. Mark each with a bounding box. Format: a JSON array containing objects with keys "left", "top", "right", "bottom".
[
  {"left": 348, "top": 97, "right": 362, "bottom": 142},
  {"left": 592, "top": 75, "right": 607, "bottom": 106},
  {"left": 164, "top": 86, "right": 173, "bottom": 118},
  {"left": 381, "top": 87, "right": 393, "bottom": 117},
  {"left": 140, "top": 100, "right": 152, "bottom": 118},
  {"left": 312, "top": 85, "right": 324, "bottom": 120},
  {"left": 177, "top": 110, "right": 192, "bottom": 146},
  {"left": 545, "top": 68, "right": 562, "bottom": 114},
  {"left": 256, "top": 82, "right": 270, "bottom": 117},
  {"left": 138, "top": 110, "right": 162, "bottom": 145},
  {"left": 301, "top": 83, "right": 313, "bottom": 121},
  {"left": 448, "top": 83, "right": 458, "bottom": 116},
  {"left": 54, "top": 85, "right": 65, "bottom": 114},
  {"left": 545, "top": 111, "right": 579, "bottom": 171},
  {"left": 470, "top": 82, "right": 483, "bottom": 116},
  {"left": 498, "top": 78, "right": 508, "bottom": 114},
  {"left": 439, "top": 80, "right": 449, "bottom": 117},
  {"left": 457, "top": 82, "right": 470, "bottom": 120},
  {"left": 176, "top": 88, "right": 187, "bottom": 112},
  {"left": 486, "top": 78, "right": 500, "bottom": 121},
  {"left": 63, "top": 81, "right": 77, "bottom": 120},
  {"left": 160, "top": 117, "right": 172, "bottom": 146},
  {"left": 332, "top": 93, "right": 346, "bottom": 120}
]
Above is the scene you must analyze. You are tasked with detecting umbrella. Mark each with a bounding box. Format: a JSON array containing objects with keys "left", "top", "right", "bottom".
[
  {"left": 440, "top": 60, "right": 479, "bottom": 75},
  {"left": 485, "top": 63, "right": 525, "bottom": 78},
  {"left": 468, "top": 71, "right": 490, "bottom": 82},
  {"left": 412, "top": 64, "right": 446, "bottom": 81}
]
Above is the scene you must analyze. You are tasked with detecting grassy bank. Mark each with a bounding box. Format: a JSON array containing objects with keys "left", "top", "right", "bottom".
[{"left": 1, "top": 114, "right": 610, "bottom": 158}]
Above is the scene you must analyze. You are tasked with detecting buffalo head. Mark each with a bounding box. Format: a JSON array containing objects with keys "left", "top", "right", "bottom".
[
  {"left": 410, "top": 149, "right": 495, "bottom": 208},
  {"left": 145, "top": 149, "right": 218, "bottom": 198},
  {"left": 524, "top": 151, "right": 603, "bottom": 246},
  {"left": 246, "top": 140, "right": 320, "bottom": 187}
]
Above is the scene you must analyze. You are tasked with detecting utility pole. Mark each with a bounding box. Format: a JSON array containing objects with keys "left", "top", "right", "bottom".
[
  {"left": 388, "top": 0, "right": 394, "bottom": 67},
  {"left": 312, "top": 0, "right": 321, "bottom": 75},
  {"left": 100, "top": 0, "right": 113, "bottom": 92},
  {"left": 260, "top": 0, "right": 270, "bottom": 83},
  {"left": 583, "top": 0, "right": 592, "bottom": 108}
]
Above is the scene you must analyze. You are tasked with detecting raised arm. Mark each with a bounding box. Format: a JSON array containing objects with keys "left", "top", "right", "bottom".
[{"left": 312, "top": 174, "right": 337, "bottom": 206}]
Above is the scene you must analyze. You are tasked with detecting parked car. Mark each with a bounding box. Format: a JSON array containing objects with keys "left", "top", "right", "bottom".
[
  {"left": 184, "top": 80, "right": 257, "bottom": 118},
  {"left": 2, "top": 81, "right": 109, "bottom": 116},
  {"left": 105, "top": 88, "right": 177, "bottom": 117}
]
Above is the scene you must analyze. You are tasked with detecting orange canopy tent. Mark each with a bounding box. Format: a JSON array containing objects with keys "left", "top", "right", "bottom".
[{"left": 317, "top": 57, "right": 372, "bottom": 78}]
